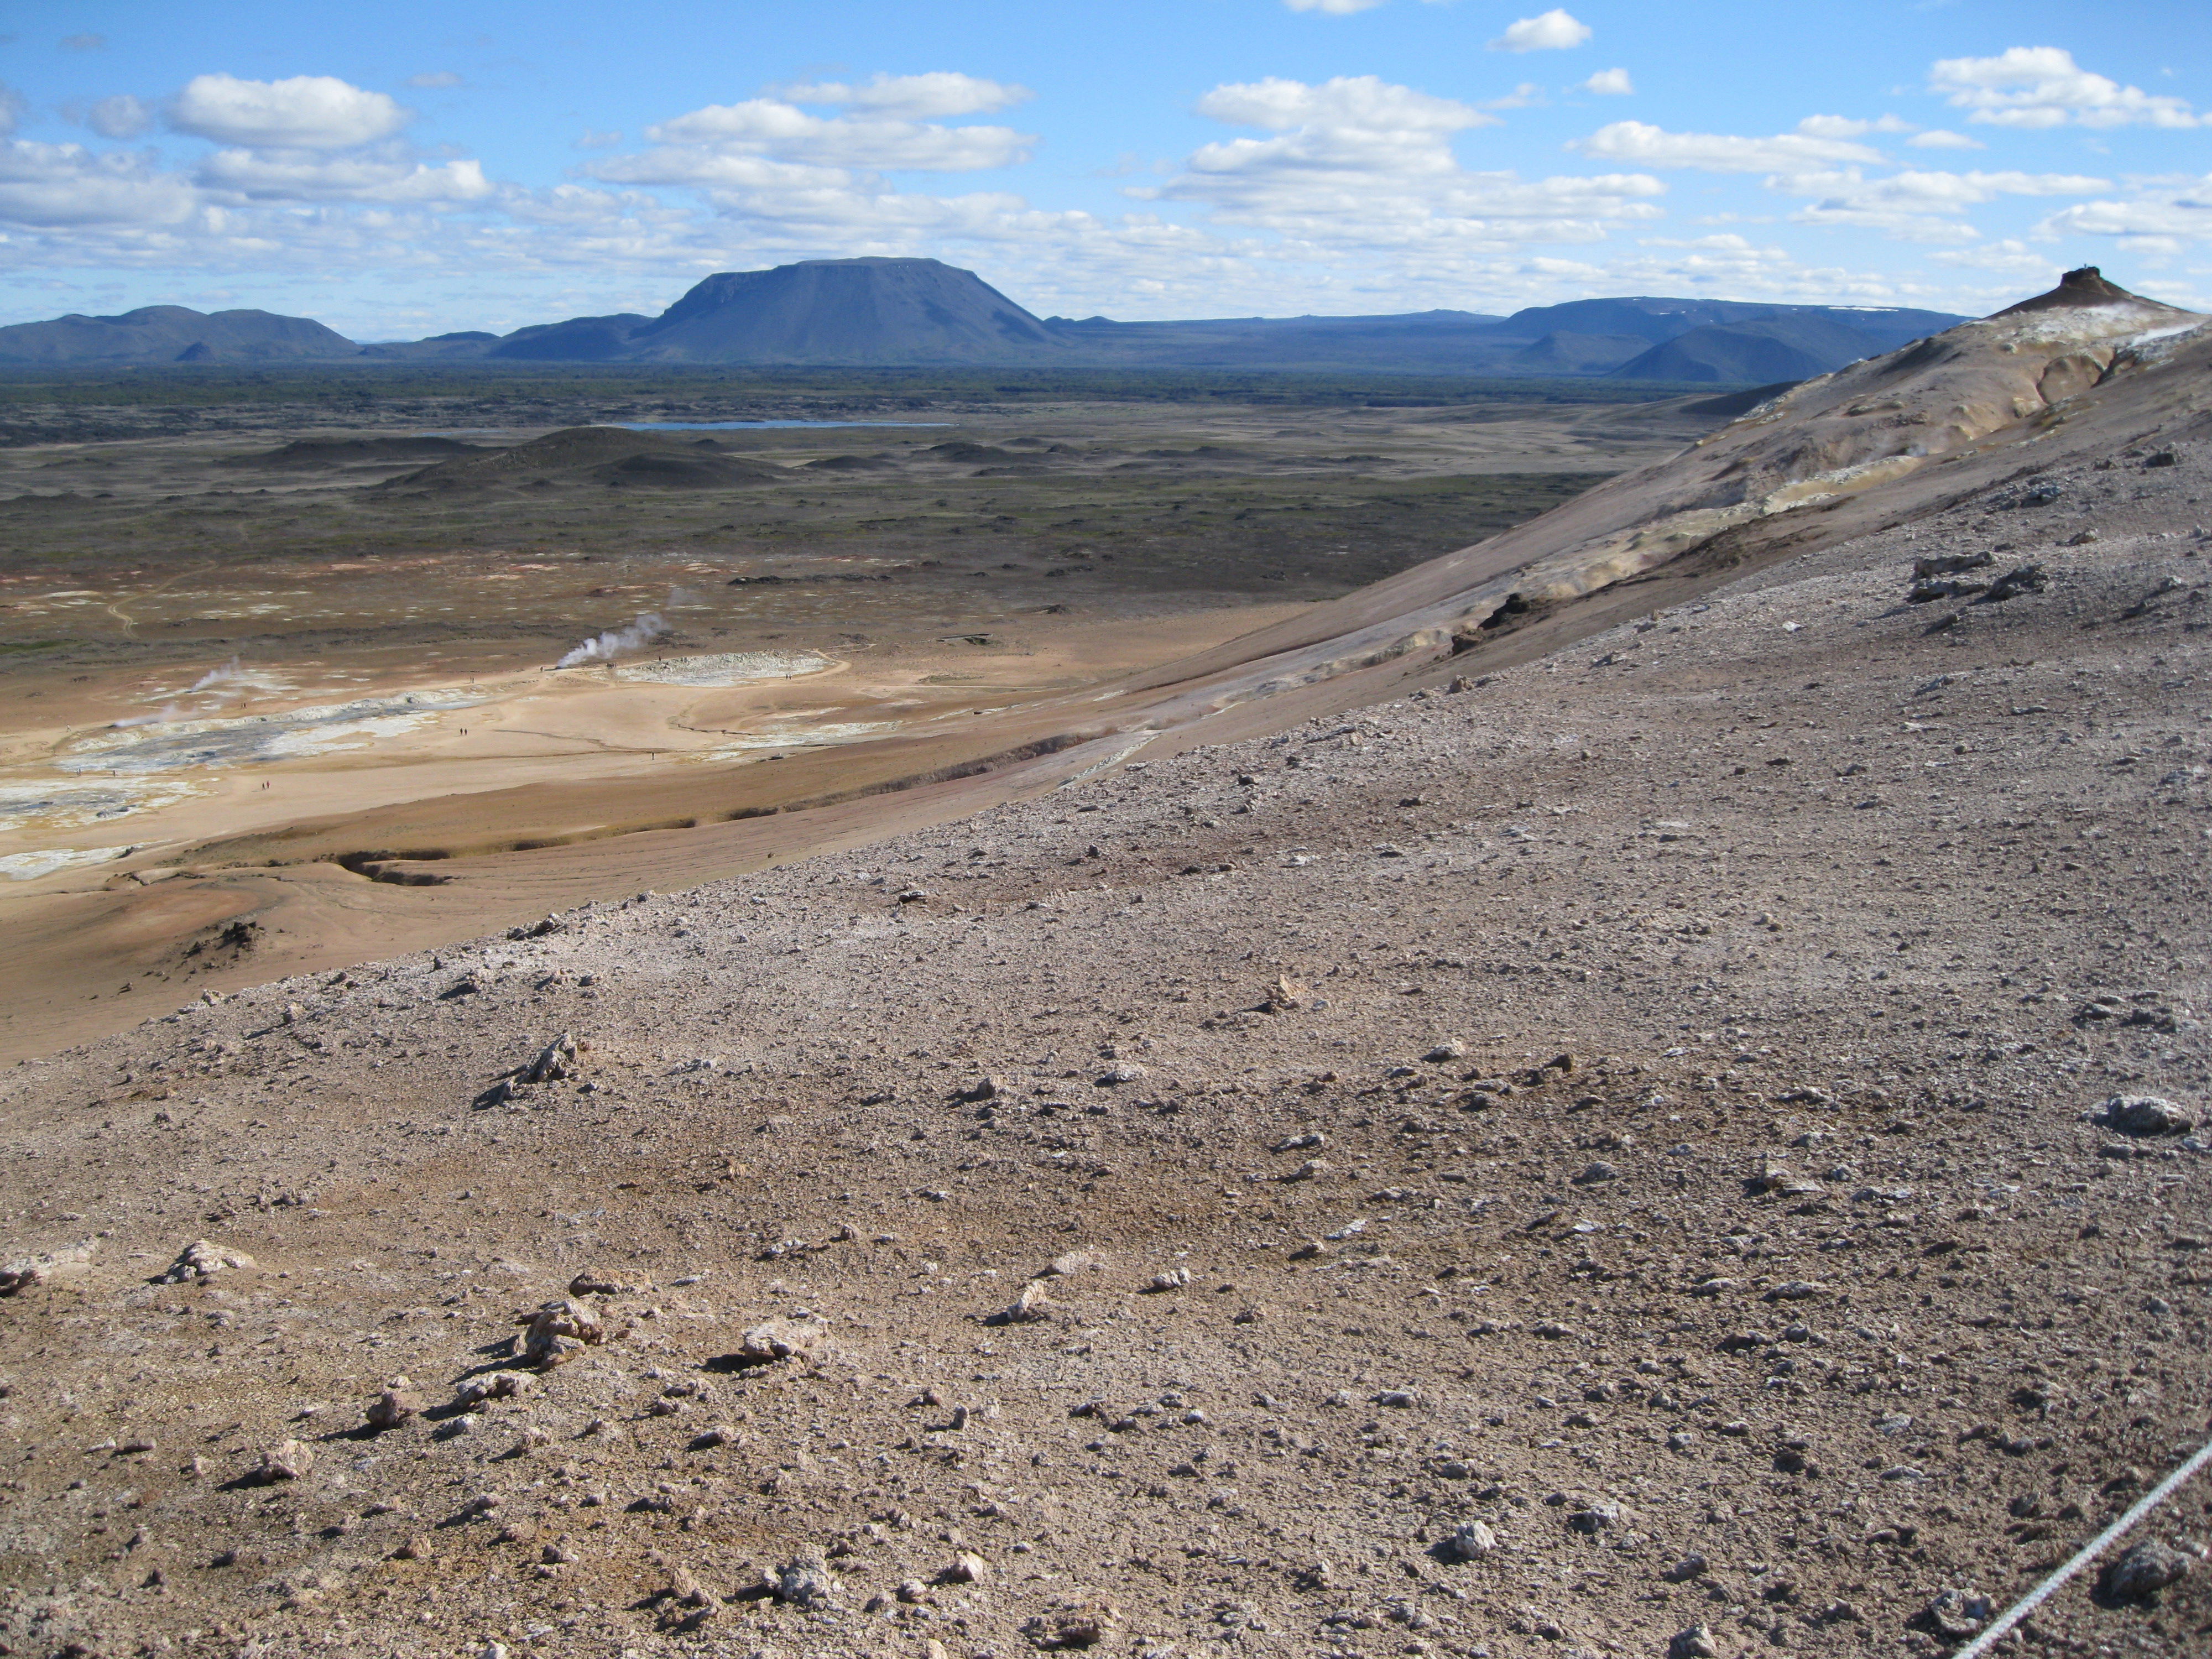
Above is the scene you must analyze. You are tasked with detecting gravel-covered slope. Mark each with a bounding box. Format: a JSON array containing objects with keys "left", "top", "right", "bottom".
[{"left": 0, "top": 448, "right": 2206, "bottom": 1659}]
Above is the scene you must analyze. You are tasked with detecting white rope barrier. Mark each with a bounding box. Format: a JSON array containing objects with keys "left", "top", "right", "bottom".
[{"left": 1950, "top": 1432, "right": 2212, "bottom": 1659}]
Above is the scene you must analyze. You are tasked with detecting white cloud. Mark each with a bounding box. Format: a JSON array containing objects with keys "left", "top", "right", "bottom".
[
  {"left": 621, "top": 95, "right": 1034, "bottom": 173},
  {"left": 1794, "top": 114, "right": 1911, "bottom": 140},
  {"left": 81, "top": 94, "right": 155, "bottom": 139},
  {"left": 575, "top": 128, "right": 623, "bottom": 150},
  {"left": 169, "top": 74, "right": 411, "bottom": 149},
  {"left": 773, "top": 72, "right": 1031, "bottom": 121},
  {"left": 1157, "top": 75, "right": 1660, "bottom": 246},
  {"left": 1908, "top": 129, "right": 1982, "bottom": 150},
  {"left": 1490, "top": 10, "right": 1592, "bottom": 52},
  {"left": 0, "top": 83, "right": 26, "bottom": 136},
  {"left": 1581, "top": 69, "right": 1633, "bottom": 97},
  {"left": 60, "top": 33, "right": 106, "bottom": 52},
  {"left": 197, "top": 148, "right": 493, "bottom": 204},
  {"left": 1783, "top": 166, "right": 2110, "bottom": 242},
  {"left": 0, "top": 139, "right": 197, "bottom": 227},
  {"left": 2033, "top": 175, "right": 2212, "bottom": 243},
  {"left": 1931, "top": 48, "right": 2200, "bottom": 130},
  {"left": 1573, "top": 119, "right": 1885, "bottom": 173},
  {"left": 405, "top": 71, "right": 465, "bottom": 91},
  {"left": 1282, "top": 0, "right": 1390, "bottom": 13}
]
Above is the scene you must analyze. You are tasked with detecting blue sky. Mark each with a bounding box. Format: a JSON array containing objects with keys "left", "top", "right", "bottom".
[{"left": 1, "top": 2, "right": 2205, "bottom": 337}]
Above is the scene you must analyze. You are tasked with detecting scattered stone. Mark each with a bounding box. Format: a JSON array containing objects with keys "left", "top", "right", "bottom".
[
  {"left": 518, "top": 1033, "right": 579, "bottom": 1084},
  {"left": 737, "top": 1317, "right": 829, "bottom": 1363},
  {"left": 1096, "top": 1063, "right": 1148, "bottom": 1086},
  {"left": 161, "top": 1240, "right": 255, "bottom": 1284},
  {"left": 1272, "top": 1131, "right": 1324, "bottom": 1152},
  {"left": 1566, "top": 1501, "right": 1620, "bottom": 1533},
  {"left": 1920, "top": 1588, "right": 1992, "bottom": 1640},
  {"left": 1022, "top": 1597, "right": 1123, "bottom": 1650},
  {"left": 997, "top": 1281, "right": 1060, "bottom": 1324},
  {"left": 519, "top": 1297, "right": 604, "bottom": 1367},
  {"left": 567, "top": 1268, "right": 639, "bottom": 1296},
  {"left": 775, "top": 1552, "right": 838, "bottom": 1609},
  {"left": 937, "top": 1551, "right": 990, "bottom": 1584},
  {"left": 455, "top": 1371, "right": 534, "bottom": 1407},
  {"left": 1422, "top": 1042, "right": 1467, "bottom": 1063},
  {"left": 1668, "top": 1626, "right": 1720, "bottom": 1659},
  {"left": 690, "top": 1424, "right": 741, "bottom": 1450},
  {"left": 1664, "top": 1554, "right": 1708, "bottom": 1583},
  {"left": 1980, "top": 563, "right": 2049, "bottom": 603},
  {"left": 2095, "top": 1095, "right": 2195, "bottom": 1136},
  {"left": 1280, "top": 1159, "right": 1329, "bottom": 1183},
  {"left": 1043, "top": 1250, "right": 1105, "bottom": 1277},
  {"left": 255, "top": 1440, "right": 313, "bottom": 1483},
  {"left": 1440, "top": 1520, "right": 1497, "bottom": 1561},
  {"left": 1139, "top": 1267, "right": 1191, "bottom": 1294},
  {"left": 2101, "top": 1538, "right": 2192, "bottom": 1601},
  {"left": 364, "top": 1388, "right": 420, "bottom": 1432}
]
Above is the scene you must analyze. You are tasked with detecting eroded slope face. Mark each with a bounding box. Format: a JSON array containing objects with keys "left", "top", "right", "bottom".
[{"left": 1142, "top": 272, "right": 2208, "bottom": 712}]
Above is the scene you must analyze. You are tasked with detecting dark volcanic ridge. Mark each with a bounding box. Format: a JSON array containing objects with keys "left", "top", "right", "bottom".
[{"left": 1, "top": 257, "right": 1979, "bottom": 378}]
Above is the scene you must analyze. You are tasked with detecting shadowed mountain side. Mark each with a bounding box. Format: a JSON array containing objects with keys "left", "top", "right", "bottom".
[
  {"left": 381, "top": 425, "right": 785, "bottom": 491},
  {"left": 1613, "top": 314, "right": 1896, "bottom": 383},
  {"left": 0, "top": 304, "right": 360, "bottom": 364},
  {"left": 1506, "top": 330, "right": 1652, "bottom": 373}
]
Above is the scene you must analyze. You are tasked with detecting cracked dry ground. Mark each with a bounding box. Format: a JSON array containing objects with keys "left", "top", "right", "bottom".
[{"left": 0, "top": 458, "right": 2207, "bottom": 1659}]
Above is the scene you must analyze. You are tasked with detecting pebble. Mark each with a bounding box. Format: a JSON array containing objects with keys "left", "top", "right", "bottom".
[
  {"left": 2101, "top": 1538, "right": 2192, "bottom": 1601},
  {"left": 737, "top": 1316, "right": 827, "bottom": 1363},
  {"left": 161, "top": 1240, "right": 255, "bottom": 1284},
  {"left": 2096, "top": 1095, "right": 2195, "bottom": 1136},
  {"left": 775, "top": 1552, "right": 838, "bottom": 1609},
  {"left": 1441, "top": 1520, "right": 1497, "bottom": 1561},
  {"left": 256, "top": 1439, "right": 312, "bottom": 1482},
  {"left": 937, "top": 1550, "right": 989, "bottom": 1584},
  {"left": 521, "top": 1297, "right": 604, "bottom": 1367},
  {"left": 1668, "top": 1626, "right": 1720, "bottom": 1659},
  {"left": 364, "top": 1388, "right": 420, "bottom": 1432},
  {"left": 999, "top": 1281, "right": 1058, "bottom": 1323}
]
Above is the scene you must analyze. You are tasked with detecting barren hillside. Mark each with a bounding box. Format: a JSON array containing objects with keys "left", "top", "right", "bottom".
[{"left": 0, "top": 274, "right": 2206, "bottom": 1659}]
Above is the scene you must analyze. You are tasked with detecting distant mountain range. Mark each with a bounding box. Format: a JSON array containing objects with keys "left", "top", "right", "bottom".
[{"left": 0, "top": 258, "right": 1968, "bottom": 382}]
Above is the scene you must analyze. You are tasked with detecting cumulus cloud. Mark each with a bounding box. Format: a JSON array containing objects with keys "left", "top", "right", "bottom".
[
  {"left": 1573, "top": 119, "right": 1885, "bottom": 173},
  {"left": 1784, "top": 167, "right": 2110, "bottom": 242},
  {"left": 1581, "top": 69, "right": 1633, "bottom": 97},
  {"left": 1157, "top": 75, "right": 1660, "bottom": 246},
  {"left": 1490, "top": 10, "right": 1592, "bottom": 52},
  {"left": 611, "top": 86, "right": 1035, "bottom": 175},
  {"left": 0, "top": 139, "right": 197, "bottom": 227},
  {"left": 1931, "top": 48, "right": 2200, "bottom": 130},
  {"left": 774, "top": 71, "right": 1031, "bottom": 120},
  {"left": 197, "top": 149, "right": 494, "bottom": 204},
  {"left": 169, "top": 74, "right": 411, "bottom": 149},
  {"left": 2033, "top": 175, "right": 2212, "bottom": 243}
]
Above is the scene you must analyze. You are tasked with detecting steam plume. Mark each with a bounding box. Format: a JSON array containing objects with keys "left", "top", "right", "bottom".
[{"left": 557, "top": 612, "right": 670, "bottom": 669}]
